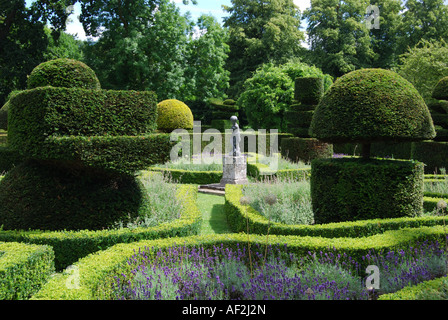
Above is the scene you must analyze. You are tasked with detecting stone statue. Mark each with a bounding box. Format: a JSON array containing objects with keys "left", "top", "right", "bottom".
[{"left": 230, "top": 115, "right": 241, "bottom": 156}]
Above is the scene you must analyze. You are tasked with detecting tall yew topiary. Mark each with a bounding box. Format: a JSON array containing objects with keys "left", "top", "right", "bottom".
[
  {"left": 309, "top": 68, "right": 436, "bottom": 224},
  {"left": 0, "top": 59, "right": 173, "bottom": 231}
]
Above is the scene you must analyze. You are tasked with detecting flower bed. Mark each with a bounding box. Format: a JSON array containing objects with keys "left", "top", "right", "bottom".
[{"left": 31, "top": 228, "right": 448, "bottom": 300}]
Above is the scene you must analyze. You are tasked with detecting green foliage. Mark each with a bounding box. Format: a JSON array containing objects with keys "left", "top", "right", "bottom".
[
  {"left": 148, "top": 167, "right": 222, "bottom": 185},
  {"left": 396, "top": 39, "right": 448, "bottom": 103},
  {"left": 310, "top": 69, "right": 436, "bottom": 144},
  {"left": 27, "top": 58, "right": 101, "bottom": 90},
  {"left": 303, "top": 0, "right": 375, "bottom": 77},
  {"left": 238, "top": 61, "right": 331, "bottom": 131},
  {"left": 0, "top": 146, "right": 23, "bottom": 174},
  {"left": 43, "top": 27, "right": 84, "bottom": 61},
  {"left": 379, "top": 276, "right": 448, "bottom": 300},
  {"left": 294, "top": 77, "right": 324, "bottom": 105},
  {"left": 412, "top": 141, "right": 448, "bottom": 174},
  {"left": 0, "top": 242, "right": 54, "bottom": 300},
  {"left": 223, "top": 0, "right": 305, "bottom": 95},
  {"left": 8, "top": 87, "right": 163, "bottom": 172},
  {"left": 433, "top": 76, "right": 448, "bottom": 100},
  {"left": 157, "top": 99, "right": 194, "bottom": 132},
  {"left": 281, "top": 138, "right": 333, "bottom": 163},
  {"left": 310, "top": 158, "right": 425, "bottom": 224},
  {"left": 0, "top": 184, "right": 201, "bottom": 270},
  {"left": 0, "top": 160, "right": 151, "bottom": 231}
]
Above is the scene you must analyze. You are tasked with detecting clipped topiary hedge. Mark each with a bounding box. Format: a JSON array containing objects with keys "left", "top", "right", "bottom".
[
  {"left": 294, "top": 77, "right": 324, "bottom": 105},
  {"left": 148, "top": 167, "right": 223, "bottom": 185},
  {"left": 31, "top": 225, "right": 448, "bottom": 300},
  {"left": 157, "top": 99, "right": 194, "bottom": 132},
  {"left": 411, "top": 141, "right": 448, "bottom": 174},
  {"left": 27, "top": 58, "right": 101, "bottom": 90},
  {"left": 0, "top": 183, "right": 202, "bottom": 270},
  {"left": 0, "top": 146, "right": 23, "bottom": 174},
  {"left": 281, "top": 137, "right": 333, "bottom": 163},
  {"left": 311, "top": 157, "right": 425, "bottom": 224},
  {"left": 379, "top": 275, "right": 448, "bottom": 300},
  {"left": 0, "top": 242, "right": 54, "bottom": 300}
]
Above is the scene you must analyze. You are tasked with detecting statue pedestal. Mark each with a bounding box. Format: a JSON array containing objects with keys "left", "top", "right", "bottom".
[{"left": 220, "top": 155, "right": 249, "bottom": 185}]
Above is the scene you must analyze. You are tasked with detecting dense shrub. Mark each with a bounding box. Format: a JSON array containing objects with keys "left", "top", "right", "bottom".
[
  {"left": 0, "top": 160, "right": 150, "bottom": 231},
  {"left": 281, "top": 138, "right": 333, "bottom": 163},
  {"left": 433, "top": 76, "right": 448, "bottom": 100},
  {"left": 412, "top": 141, "right": 448, "bottom": 174},
  {"left": 294, "top": 77, "right": 324, "bottom": 105},
  {"left": 311, "top": 158, "right": 425, "bottom": 224},
  {"left": 0, "top": 146, "right": 23, "bottom": 174},
  {"left": 27, "top": 58, "right": 101, "bottom": 90},
  {"left": 157, "top": 99, "right": 194, "bottom": 132}
]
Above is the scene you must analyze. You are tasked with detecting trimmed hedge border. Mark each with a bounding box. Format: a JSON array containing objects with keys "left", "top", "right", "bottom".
[
  {"left": 148, "top": 167, "right": 223, "bottom": 185},
  {"left": 0, "top": 241, "right": 54, "bottom": 300},
  {"left": 31, "top": 226, "right": 448, "bottom": 300},
  {"left": 379, "top": 275, "right": 448, "bottom": 300},
  {"left": 225, "top": 184, "right": 448, "bottom": 238},
  {"left": 0, "top": 182, "right": 202, "bottom": 270},
  {"left": 246, "top": 161, "right": 311, "bottom": 181}
]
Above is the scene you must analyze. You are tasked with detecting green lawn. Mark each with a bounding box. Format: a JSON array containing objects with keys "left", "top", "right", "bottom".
[{"left": 196, "top": 192, "right": 232, "bottom": 235}]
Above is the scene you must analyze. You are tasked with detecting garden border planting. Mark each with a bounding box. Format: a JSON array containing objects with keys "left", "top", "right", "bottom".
[
  {"left": 0, "top": 184, "right": 201, "bottom": 270},
  {"left": 225, "top": 184, "right": 448, "bottom": 238},
  {"left": 378, "top": 275, "right": 448, "bottom": 300},
  {"left": 0, "top": 241, "right": 55, "bottom": 300},
  {"left": 31, "top": 226, "right": 448, "bottom": 300}
]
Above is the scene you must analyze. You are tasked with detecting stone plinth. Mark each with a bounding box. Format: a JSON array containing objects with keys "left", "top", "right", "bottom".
[{"left": 220, "top": 155, "right": 249, "bottom": 185}]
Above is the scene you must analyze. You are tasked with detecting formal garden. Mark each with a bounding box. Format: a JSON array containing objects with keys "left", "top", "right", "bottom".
[{"left": 2, "top": 56, "right": 448, "bottom": 304}]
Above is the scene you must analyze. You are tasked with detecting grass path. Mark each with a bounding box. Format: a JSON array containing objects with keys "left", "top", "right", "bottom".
[{"left": 196, "top": 192, "right": 233, "bottom": 235}]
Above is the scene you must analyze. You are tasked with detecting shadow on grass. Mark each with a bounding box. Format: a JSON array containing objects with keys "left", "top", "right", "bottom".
[
  {"left": 209, "top": 203, "right": 232, "bottom": 234},
  {"left": 197, "top": 193, "right": 232, "bottom": 235}
]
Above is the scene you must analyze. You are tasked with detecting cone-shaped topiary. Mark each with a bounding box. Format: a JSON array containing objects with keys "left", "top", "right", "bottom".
[
  {"left": 310, "top": 68, "right": 436, "bottom": 158},
  {"left": 433, "top": 76, "right": 448, "bottom": 101},
  {"left": 27, "top": 58, "right": 101, "bottom": 90},
  {"left": 157, "top": 99, "right": 194, "bottom": 132}
]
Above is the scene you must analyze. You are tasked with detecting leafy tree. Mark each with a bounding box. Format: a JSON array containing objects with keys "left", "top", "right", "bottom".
[
  {"left": 223, "top": 0, "right": 305, "bottom": 97},
  {"left": 396, "top": 0, "right": 448, "bottom": 58},
  {"left": 43, "top": 27, "right": 84, "bottom": 61},
  {"left": 303, "top": 0, "right": 375, "bottom": 78},
  {"left": 237, "top": 60, "right": 332, "bottom": 131},
  {"left": 182, "top": 14, "right": 230, "bottom": 103},
  {"left": 396, "top": 39, "right": 448, "bottom": 104}
]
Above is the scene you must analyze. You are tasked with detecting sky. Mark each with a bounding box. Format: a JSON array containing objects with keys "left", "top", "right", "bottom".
[{"left": 59, "top": 0, "right": 311, "bottom": 40}]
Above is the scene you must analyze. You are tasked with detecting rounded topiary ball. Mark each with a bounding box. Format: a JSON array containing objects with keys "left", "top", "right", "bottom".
[
  {"left": 433, "top": 76, "right": 448, "bottom": 100},
  {"left": 27, "top": 58, "right": 101, "bottom": 90},
  {"left": 310, "top": 68, "right": 435, "bottom": 144},
  {"left": 0, "top": 160, "right": 150, "bottom": 231},
  {"left": 157, "top": 99, "right": 194, "bottom": 132}
]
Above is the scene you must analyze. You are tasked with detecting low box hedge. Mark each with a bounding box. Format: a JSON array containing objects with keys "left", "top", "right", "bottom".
[
  {"left": 379, "top": 275, "right": 448, "bottom": 300},
  {"left": 0, "top": 242, "right": 54, "bottom": 300},
  {"left": 0, "top": 184, "right": 202, "bottom": 270},
  {"left": 246, "top": 161, "right": 311, "bottom": 181},
  {"left": 225, "top": 184, "right": 448, "bottom": 238},
  {"left": 31, "top": 225, "right": 448, "bottom": 300},
  {"left": 148, "top": 167, "right": 223, "bottom": 184}
]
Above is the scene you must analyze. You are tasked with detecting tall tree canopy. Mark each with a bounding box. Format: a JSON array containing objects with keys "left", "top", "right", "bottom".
[{"left": 223, "top": 0, "right": 305, "bottom": 97}]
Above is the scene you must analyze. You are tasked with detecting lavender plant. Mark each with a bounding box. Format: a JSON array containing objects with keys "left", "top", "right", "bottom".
[{"left": 242, "top": 176, "right": 314, "bottom": 225}]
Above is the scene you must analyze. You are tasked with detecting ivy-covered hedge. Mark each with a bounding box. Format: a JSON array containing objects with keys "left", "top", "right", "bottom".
[
  {"left": 31, "top": 226, "right": 448, "bottom": 300},
  {"left": 0, "top": 184, "right": 202, "bottom": 270},
  {"left": 225, "top": 184, "right": 448, "bottom": 238},
  {"left": 0, "top": 242, "right": 54, "bottom": 300}
]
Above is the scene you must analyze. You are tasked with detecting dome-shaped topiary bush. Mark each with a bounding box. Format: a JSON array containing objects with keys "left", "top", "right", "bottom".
[
  {"left": 432, "top": 76, "right": 448, "bottom": 101},
  {"left": 27, "top": 58, "right": 101, "bottom": 90},
  {"left": 310, "top": 68, "right": 435, "bottom": 158},
  {"left": 157, "top": 99, "right": 194, "bottom": 132}
]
